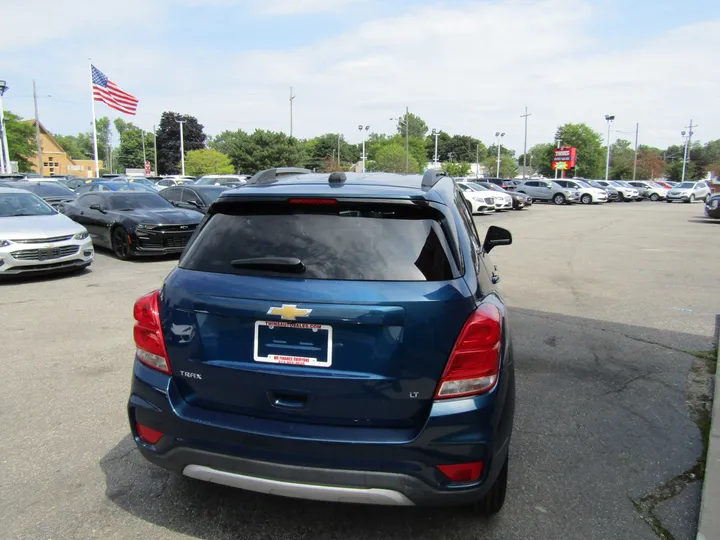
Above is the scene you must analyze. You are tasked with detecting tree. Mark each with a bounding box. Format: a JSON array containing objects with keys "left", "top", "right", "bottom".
[
  {"left": 366, "top": 133, "right": 426, "bottom": 171},
  {"left": 304, "top": 133, "right": 360, "bottom": 171},
  {"left": 525, "top": 143, "right": 556, "bottom": 177},
  {"left": 555, "top": 123, "right": 605, "bottom": 178},
  {"left": 209, "top": 129, "right": 305, "bottom": 173},
  {"left": 395, "top": 111, "right": 428, "bottom": 139},
  {"left": 635, "top": 147, "right": 665, "bottom": 180},
  {"left": 443, "top": 162, "right": 471, "bottom": 177},
  {"left": 609, "top": 138, "right": 634, "bottom": 179},
  {"left": 447, "top": 135, "right": 484, "bottom": 163},
  {"left": 53, "top": 116, "right": 110, "bottom": 163},
  {"left": 156, "top": 112, "right": 206, "bottom": 174},
  {"left": 368, "top": 143, "right": 420, "bottom": 173},
  {"left": 4, "top": 111, "right": 36, "bottom": 171},
  {"left": 425, "top": 131, "right": 451, "bottom": 163},
  {"left": 54, "top": 135, "right": 87, "bottom": 160},
  {"left": 184, "top": 149, "right": 234, "bottom": 175},
  {"left": 483, "top": 154, "right": 518, "bottom": 178},
  {"left": 116, "top": 129, "right": 155, "bottom": 171}
]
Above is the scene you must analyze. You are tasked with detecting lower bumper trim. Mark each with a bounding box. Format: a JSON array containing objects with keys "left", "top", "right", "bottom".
[{"left": 183, "top": 464, "right": 415, "bottom": 506}]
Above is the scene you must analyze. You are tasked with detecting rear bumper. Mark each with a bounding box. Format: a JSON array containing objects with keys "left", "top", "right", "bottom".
[{"left": 128, "top": 351, "right": 515, "bottom": 506}]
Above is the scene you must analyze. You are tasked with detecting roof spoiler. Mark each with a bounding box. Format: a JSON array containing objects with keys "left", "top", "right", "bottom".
[
  {"left": 421, "top": 169, "right": 448, "bottom": 190},
  {"left": 248, "top": 167, "right": 312, "bottom": 185}
]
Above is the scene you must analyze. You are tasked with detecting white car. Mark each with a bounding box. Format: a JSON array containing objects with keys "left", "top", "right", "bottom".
[
  {"left": 666, "top": 181, "right": 712, "bottom": 203},
  {"left": 627, "top": 181, "right": 668, "bottom": 201},
  {"left": 605, "top": 181, "right": 640, "bottom": 201},
  {"left": 456, "top": 183, "right": 496, "bottom": 214},
  {"left": 556, "top": 180, "right": 608, "bottom": 204},
  {"left": 0, "top": 187, "right": 94, "bottom": 277},
  {"left": 195, "top": 175, "right": 249, "bottom": 187}
]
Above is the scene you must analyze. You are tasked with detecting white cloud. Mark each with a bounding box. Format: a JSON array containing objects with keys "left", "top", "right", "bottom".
[
  {"left": 3, "top": 0, "right": 719, "bottom": 152},
  {"left": 181, "top": 0, "right": 365, "bottom": 14}
]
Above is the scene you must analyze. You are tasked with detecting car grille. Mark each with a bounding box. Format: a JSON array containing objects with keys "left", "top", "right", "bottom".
[
  {"left": 11, "top": 245, "right": 80, "bottom": 261},
  {"left": 142, "top": 224, "right": 197, "bottom": 233},
  {"left": 484, "top": 197, "right": 495, "bottom": 204},
  {"left": 10, "top": 234, "right": 74, "bottom": 244},
  {"left": 138, "top": 235, "right": 192, "bottom": 250}
]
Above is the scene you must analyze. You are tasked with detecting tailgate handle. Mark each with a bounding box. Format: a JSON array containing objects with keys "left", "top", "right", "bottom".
[{"left": 269, "top": 392, "right": 308, "bottom": 410}]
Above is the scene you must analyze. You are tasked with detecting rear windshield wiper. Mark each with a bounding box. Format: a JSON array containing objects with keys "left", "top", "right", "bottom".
[{"left": 230, "top": 257, "right": 306, "bottom": 274}]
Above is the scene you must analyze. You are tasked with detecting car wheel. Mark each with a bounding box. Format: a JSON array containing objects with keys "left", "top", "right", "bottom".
[
  {"left": 650, "top": 193, "right": 659, "bottom": 201},
  {"left": 617, "top": 193, "right": 625, "bottom": 202},
  {"left": 553, "top": 194, "right": 566, "bottom": 205},
  {"left": 580, "top": 194, "right": 592, "bottom": 205},
  {"left": 473, "top": 454, "right": 508, "bottom": 515},
  {"left": 704, "top": 194, "right": 710, "bottom": 203},
  {"left": 111, "top": 226, "right": 133, "bottom": 260},
  {"left": 686, "top": 194, "right": 695, "bottom": 204},
  {"left": 667, "top": 199, "right": 672, "bottom": 203}
]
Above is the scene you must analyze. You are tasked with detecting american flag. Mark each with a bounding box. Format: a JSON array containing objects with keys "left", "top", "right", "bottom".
[{"left": 91, "top": 65, "right": 139, "bottom": 115}]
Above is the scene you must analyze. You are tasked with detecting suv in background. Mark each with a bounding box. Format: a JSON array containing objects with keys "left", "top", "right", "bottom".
[
  {"left": 128, "top": 168, "right": 516, "bottom": 514},
  {"left": 627, "top": 181, "right": 668, "bottom": 201},
  {"left": 666, "top": 181, "right": 712, "bottom": 203},
  {"left": 485, "top": 178, "right": 517, "bottom": 191},
  {"left": 555, "top": 180, "right": 608, "bottom": 204},
  {"left": 515, "top": 180, "right": 580, "bottom": 205}
]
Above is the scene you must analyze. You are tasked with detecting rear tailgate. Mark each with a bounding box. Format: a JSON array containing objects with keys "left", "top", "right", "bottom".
[{"left": 161, "top": 197, "right": 475, "bottom": 429}]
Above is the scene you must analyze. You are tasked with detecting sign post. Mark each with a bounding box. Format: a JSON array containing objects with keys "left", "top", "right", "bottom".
[{"left": 552, "top": 147, "right": 577, "bottom": 178}]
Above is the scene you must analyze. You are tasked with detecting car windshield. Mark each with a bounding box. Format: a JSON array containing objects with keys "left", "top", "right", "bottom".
[
  {"left": 0, "top": 192, "right": 57, "bottom": 217},
  {"left": 114, "top": 183, "right": 157, "bottom": 192},
  {"left": 575, "top": 181, "right": 592, "bottom": 188},
  {"left": 19, "top": 183, "right": 76, "bottom": 197},
  {"left": 108, "top": 193, "right": 174, "bottom": 210},
  {"left": 459, "top": 183, "right": 483, "bottom": 191},
  {"left": 610, "top": 181, "right": 626, "bottom": 187},
  {"left": 128, "top": 178, "right": 153, "bottom": 186},
  {"left": 480, "top": 183, "right": 505, "bottom": 192},
  {"left": 676, "top": 182, "right": 695, "bottom": 189}
]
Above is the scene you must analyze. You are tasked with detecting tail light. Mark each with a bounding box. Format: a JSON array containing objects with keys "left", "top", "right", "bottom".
[
  {"left": 437, "top": 462, "right": 484, "bottom": 483},
  {"left": 288, "top": 198, "right": 337, "bottom": 205},
  {"left": 133, "top": 290, "right": 171, "bottom": 374},
  {"left": 136, "top": 422, "right": 163, "bottom": 444},
  {"left": 435, "top": 303, "right": 502, "bottom": 399}
]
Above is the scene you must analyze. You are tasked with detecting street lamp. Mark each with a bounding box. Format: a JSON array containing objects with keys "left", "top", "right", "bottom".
[
  {"left": 0, "top": 80, "right": 10, "bottom": 174},
  {"left": 554, "top": 138, "right": 562, "bottom": 179},
  {"left": 176, "top": 117, "right": 186, "bottom": 176},
  {"left": 495, "top": 132, "right": 505, "bottom": 178},
  {"left": 681, "top": 121, "right": 696, "bottom": 182},
  {"left": 390, "top": 106, "right": 410, "bottom": 173},
  {"left": 358, "top": 125, "right": 370, "bottom": 173},
  {"left": 604, "top": 114, "right": 615, "bottom": 181},
  {"left": 431, "top": 128, "right": 440, "bottom": 167}
]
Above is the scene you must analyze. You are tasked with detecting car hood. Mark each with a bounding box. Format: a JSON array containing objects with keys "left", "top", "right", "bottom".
[
  {"left": 0, "top": 213, "right": 85, "bottom": 240},
  {"left": 117, "top": 207, "right": 202, "bottom": 224},
  {"left": 669, "top": 188, "right": 692, "bottom": 194}
]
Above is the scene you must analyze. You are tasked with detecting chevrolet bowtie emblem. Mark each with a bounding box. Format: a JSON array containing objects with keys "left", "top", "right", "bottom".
[{"left": 267, "top": 304, "right": 312, "bottom": 321}]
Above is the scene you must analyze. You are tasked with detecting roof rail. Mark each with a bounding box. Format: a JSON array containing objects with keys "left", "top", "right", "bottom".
[
  {"left": 421, "top": 169, "right": 448, "bottom": 190},
  {"left": 248, "top": 167, "right": 312, "bottom": 185}
]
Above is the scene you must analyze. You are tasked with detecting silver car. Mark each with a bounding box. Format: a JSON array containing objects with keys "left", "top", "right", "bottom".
[
  {"left": 515, "top": 180, "right": 580, "bottom": 205},
  {"left": 627, "top": 181, "right": 668, "bottom": 201},
  {"left": 666, "top": 181, "right": 712, "bottom": 203},
  {"left": 0, "top": 187, "right": 94, "bottom": 276}
]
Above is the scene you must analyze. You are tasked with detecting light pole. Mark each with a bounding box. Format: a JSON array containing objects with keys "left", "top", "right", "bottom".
[
  {"left": 390, "top": 106, "right": 410, "bottom": 172},
  {"left": 520, "top": 107, "right": 531, "bottom": 178},
  {"left": 681, "top": 119, "right": 697, "bottom": 182},
  {"left": 554, "top": 139, "right": 561, "bottom": 179},
  {"left": 431, "top": 129, "right": 440, "bottom": 167},
  {"left": 153, "top": 125, "right": 158, "bottom": 176},
  {"left": 476, "top": 141, "right": 481, "bottom": 178},
  {"left": 0, "top": 80, "right": 10, "bottom": 173},
  {"left": 176, "top": 117, "right": 186, "bottom": 176},
  {"left": 495, "top": 132, "right": 505, "bottom": 177},
  {"left": 358, "top": 125, "right": 370, "bottom": 172},
  {"left": 604, "top": 114, "right": 615, "bottom": 181}
]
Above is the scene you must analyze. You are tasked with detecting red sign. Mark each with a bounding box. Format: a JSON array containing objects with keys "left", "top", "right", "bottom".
[
  {"left": 144, "top": 161, "right": 151, "bottom": 175},
  {"left": 552, "top": 147, "right": 576, "bottom": 170}
]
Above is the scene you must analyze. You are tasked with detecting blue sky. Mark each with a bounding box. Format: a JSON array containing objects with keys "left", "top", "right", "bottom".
[{"left": 2, "top": 0, "right": 719, "bottom": 152}]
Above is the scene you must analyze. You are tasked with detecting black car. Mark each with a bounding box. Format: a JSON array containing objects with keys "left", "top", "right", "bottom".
[
  {"left": 474, "top": 181, "right": 531, "bottom": 210},
  {"left": 63, "top": 192, "right": 202, "bottom": 260},
  {"left": 705, "top": 193, "right": 720, "bottom": 219},
  {"left": 485, "top": 178, "right": 517, "bottom": 191},
  {"left": 0, "top": 180, "right": 77, "bottom": 210},
  {"left": 159, "top": 185, "right": 230, "bottom": 214}
]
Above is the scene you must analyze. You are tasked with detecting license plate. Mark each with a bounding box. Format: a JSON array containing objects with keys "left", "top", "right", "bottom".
[
  {"left": 38, "top": 248, "right": 60, "bottom": 261},
  {"left": 253, "top": 321, "right": 333, "bottom": 368}
]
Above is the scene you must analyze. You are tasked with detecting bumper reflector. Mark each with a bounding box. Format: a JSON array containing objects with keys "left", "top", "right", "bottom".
[
  {"left": 437, "top": 462, "right": 484, "bottom": 483},
  {"left": 136, "top": 422, "right": 163, "bottom": 444}
]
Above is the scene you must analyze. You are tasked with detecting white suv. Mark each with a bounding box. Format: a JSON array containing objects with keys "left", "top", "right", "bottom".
[
  {"left": 556, "top": 180, "right": 608, "bottom": 204},
  {"left": 627, "top": 181, "right": 668, "bottom": 201},
  {"left": 666, "top": 181, "right": 712, "bottom": 203}
]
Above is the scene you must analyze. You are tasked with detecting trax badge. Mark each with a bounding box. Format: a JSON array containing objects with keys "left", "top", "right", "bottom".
[{"left": 267, "top": 304, "right": 312, "bottom": 321}]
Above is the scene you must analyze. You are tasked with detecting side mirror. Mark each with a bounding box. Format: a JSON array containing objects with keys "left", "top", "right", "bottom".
[
  {"left": 187, "top": 200, "right": 203, "bottom": 208},
  {"left": 89, "top": 204, "right": 107, "bottom": 214},
  {"left": 483, "top": 226, "right": 512, "bottom": 253}
]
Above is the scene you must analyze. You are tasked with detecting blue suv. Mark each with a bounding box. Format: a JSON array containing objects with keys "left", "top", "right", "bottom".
[{"left": 128, "top": 168, "right": 515, "bottom": 513}]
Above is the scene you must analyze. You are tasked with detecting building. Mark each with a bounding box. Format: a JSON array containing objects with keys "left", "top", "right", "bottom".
[{"left": 22, "top": 120, "right": 102, "bottom": 178}]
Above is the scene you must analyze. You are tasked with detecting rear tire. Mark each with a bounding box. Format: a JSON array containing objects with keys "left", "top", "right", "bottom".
[
  {"left": 581, "top": 194, "right": 592, "bottom": 205},
  {"left": 553, "top": 194, "right": 566, "bottom": 205},
  {"left": 686, "top": 194, "right": 695, "bottom": 204},
  {"left": 650, "top": 193, "right": 659, "bottom": 202},
  {"left": 473, "top": 455, "right": 508, "bottom": 515},
  {"left": 617, "top": 193, "right": 625, "bottom": 202}
]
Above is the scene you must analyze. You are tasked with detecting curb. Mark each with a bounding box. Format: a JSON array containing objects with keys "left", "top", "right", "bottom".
[{"left": 697, "top": 314, "right": 720, "bottom": 540}]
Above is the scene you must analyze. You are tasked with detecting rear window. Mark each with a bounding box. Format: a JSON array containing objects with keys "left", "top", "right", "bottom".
[{"left": 180, "top": 201, "right": 458, "bottom": 281}]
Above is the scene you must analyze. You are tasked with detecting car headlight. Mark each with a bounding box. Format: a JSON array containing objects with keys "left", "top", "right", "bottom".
[
  {"left": 136, "top": 224, "right": 156, "bottom": 230},
  {"left": 0, "top": 239, "right": 9, "bottom": 248},
  {"left": 74, "top": 231, "right": 89, "bottom": 240}
]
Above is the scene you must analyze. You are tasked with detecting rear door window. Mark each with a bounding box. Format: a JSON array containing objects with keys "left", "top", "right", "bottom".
[{"left": 181, "top": 200, "right": 459, "bottom": 281}]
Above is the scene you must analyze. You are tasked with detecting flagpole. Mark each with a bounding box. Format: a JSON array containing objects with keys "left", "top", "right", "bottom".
[{"left": 89, "top": 58, "right": 100, "bottom": 177}]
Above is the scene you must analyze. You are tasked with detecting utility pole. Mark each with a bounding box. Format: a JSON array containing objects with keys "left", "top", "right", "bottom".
[
  {"left": 0, "top": 80, "right": 10, "bottom": 173},
  {"left": 153, "top": 125, "right": 158, "bottom": 176},
  {"left": 520, "top": 106, "right": 531, "bottom": 178},
  {"left": 476, "top": 142, "right": 480, "bottom": 178},
  {"left": 495, "top": 132, "right": 505, "bottom": 177},
  {"left": 177, "top": 118, "right": 186, "bottom": 176},
  {"left": 358, "top": 125, "right": 369, "bottom": 173},
  {"left": 555, "top": 139, "right": 561, "bottom": 180},
  {"left": 681, "top": 119, "right": 697, "bottom": 182},
  {"left": 337, "top": 133, "right": 341, "bottom": 170},
  {"left": 33, "top": 80, "right": 43, "bottom": 176},
  {"left": 141, "top": 129, "right": 147, "bottom": 164},
  {"left": 289, "top": 87, "right": 295, "bottom": 138},
  {"left": 632, "top": 122, "right": 639, "bottom": 180},
  {"left": 405, "top": 106, "right": 409, "bottom": 173}
]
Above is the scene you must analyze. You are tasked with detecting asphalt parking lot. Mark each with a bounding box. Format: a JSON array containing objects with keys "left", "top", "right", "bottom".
[{"left": 1, "top": 200, "right": 718, "bottom": 540}]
